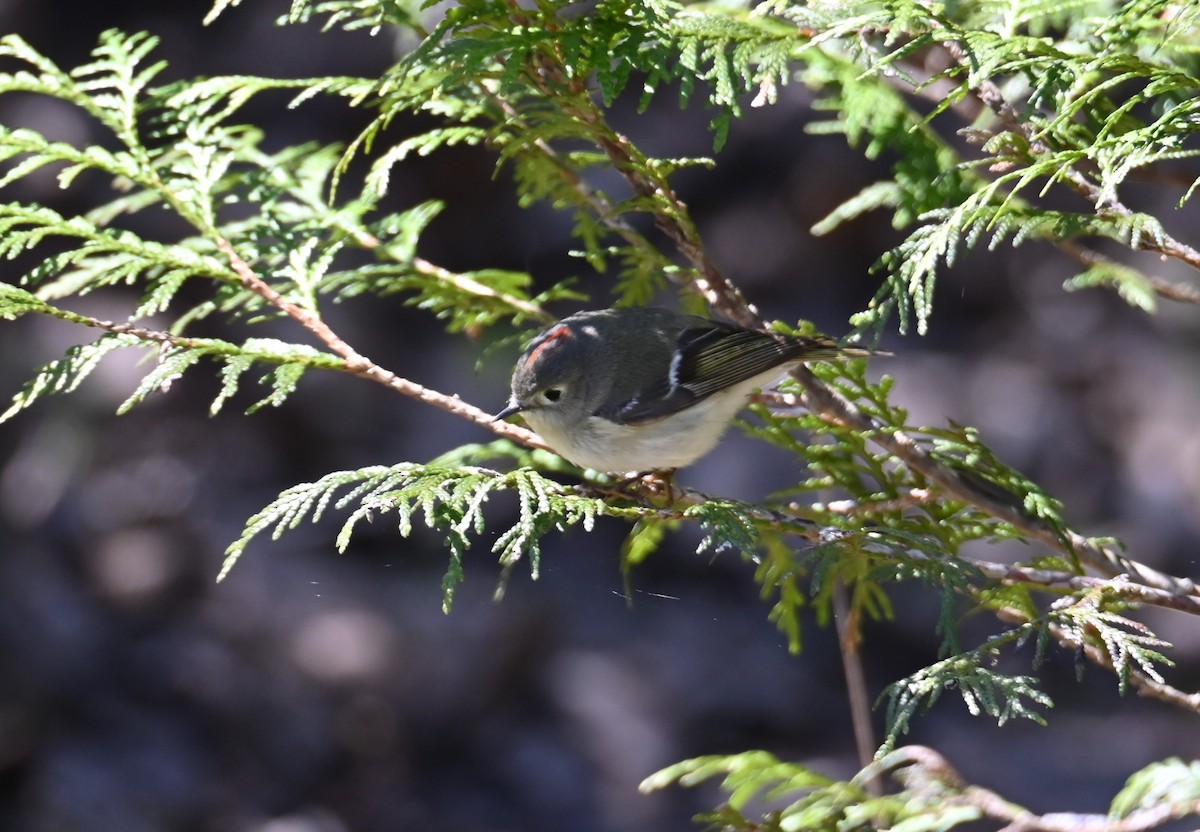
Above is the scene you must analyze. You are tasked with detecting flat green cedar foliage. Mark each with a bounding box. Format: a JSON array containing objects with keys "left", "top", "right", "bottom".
[{"left": 0, "top": 1, "right": 1197, "bottom": 829}]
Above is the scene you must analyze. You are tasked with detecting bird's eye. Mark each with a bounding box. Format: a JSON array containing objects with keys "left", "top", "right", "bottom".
[{"left": 542, "top": 387, "right": 563, "bottom": 403}]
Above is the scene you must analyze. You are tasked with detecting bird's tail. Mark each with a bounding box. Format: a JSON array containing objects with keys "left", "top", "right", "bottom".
[{"left": 785, "top": 335, "right": 889, "bottom": 362}]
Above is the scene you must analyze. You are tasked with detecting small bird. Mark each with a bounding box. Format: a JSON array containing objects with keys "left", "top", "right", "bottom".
[{"left": 495, "top": 307, "right": 874, "bottom": 474}]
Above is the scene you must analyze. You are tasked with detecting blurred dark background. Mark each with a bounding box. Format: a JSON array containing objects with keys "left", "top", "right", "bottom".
[{"left": 0, "top": 2, "right": 1198, "bottom": 830}]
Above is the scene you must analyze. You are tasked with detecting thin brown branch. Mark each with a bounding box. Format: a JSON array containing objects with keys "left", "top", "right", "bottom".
[
  {"left": 873, "top": 745, "right": 1200, "bottom": 832},
  {"left": 1149, "top": 274, "right": 1200, "bottom": 304},
  {"left": 816, "top": 488, "right": 937, "bottom": 516},
  {"left": 1076, "top": 633, "right": 1200, "bottom": 713},
  {"left": 833, "top": 583, "right": 881, "bottom": 794},
  {"left": 990, "top": 604, "right": 1200, "bottom": 714},
  {"left": 789, "top": 363, "right": 1199, "bottom": 598},
  {"left": 505, "top": 24, "right": 760, "bottom": 326},
  {"left": 218, "top": 237, "right": 363, "bottom": 361},
  {"left": 214, "top": 237, "right": 547, "bottom": 449},
  {"left": 788, "top": 489, "right": 1200, "bottom": 615},
  {"left": 895, "top": 43, "right": 1200, "bottom": 305},
  {"left": 56, "top": 314, "right": 212, "bottom": 350},
  {"left": 973, "top": 559, "right": 1200, "bottom": 616},
  {"left": 488, "top": 94, "right": 669, "bottom": 270},
  {"left": 1057, "top": 240, "right": 1200, "bottom": 305},
  {"left": 584, "top": 122, "right": 762, "bottom": 327},
  {"left": 411, "top": 257, "right": 555, "bottom": 323},
  {"left": 942, "top": 40, "right": 1200, "bottom": 273}
]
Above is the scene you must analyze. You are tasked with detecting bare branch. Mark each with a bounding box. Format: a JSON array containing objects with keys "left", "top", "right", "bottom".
[
  {"left": 1149, "top": 274, "right": 1200, "bottom": 305},
  {"left": 833, "top": 583, "right": 882, "bottom": 793}
]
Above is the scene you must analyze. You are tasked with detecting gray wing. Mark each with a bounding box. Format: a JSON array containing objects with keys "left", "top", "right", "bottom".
[{"left": 599, "top": 323, "right": 836, "bottom": 425}]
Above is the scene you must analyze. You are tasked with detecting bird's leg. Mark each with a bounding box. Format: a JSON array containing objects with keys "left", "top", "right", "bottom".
[{"left": 637, "top": 469, "right": 678, "bottom": 505}]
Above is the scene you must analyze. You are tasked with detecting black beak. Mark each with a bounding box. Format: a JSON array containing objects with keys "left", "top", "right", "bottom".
[{"left": 493, "top": 401, "right": 523, "bottom": 422}]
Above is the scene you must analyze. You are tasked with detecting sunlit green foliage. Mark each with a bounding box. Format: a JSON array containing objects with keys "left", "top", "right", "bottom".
[{"left": 0, "top": 2, "right": 1196, "bottom": 830}]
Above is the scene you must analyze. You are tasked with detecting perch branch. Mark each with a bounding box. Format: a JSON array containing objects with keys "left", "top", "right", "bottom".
[{"left": 504, "top": 28, "right": 1200, "bottom": 598}]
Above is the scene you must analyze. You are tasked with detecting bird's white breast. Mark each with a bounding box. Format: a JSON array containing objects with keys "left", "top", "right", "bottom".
[{"left": 522, "top": 371, "right": 786, "bottom": 473}]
